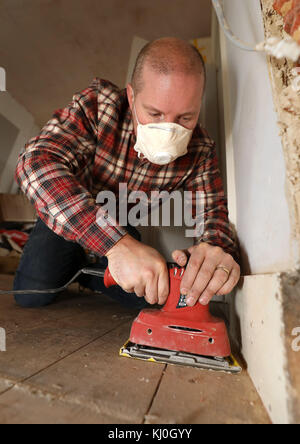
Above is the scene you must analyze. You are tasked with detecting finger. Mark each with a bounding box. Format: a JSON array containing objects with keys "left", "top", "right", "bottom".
[
  {"left": 186, "top": 259, "right": 216, "bottom": 306},
  {"left": 123, "top": 287, "right": 135, "bottom": 293},
  {"left": 197, "top": 253, "right": 236, "bottom": 304},
  {"left": 171, "top": 249, "right": 189, "bottom": 267},
  {"left": 198, "top": 268, "right": 232, "bottom": 305},
  {"left": 134, "top": 284, "right": 146, "bottom": 298},
  {"left": 145, "top": 274, "right": 158, "bottom": 305},
  {"left": 187, "top": 245, "right": 195, "bottom": 255},
  {"left": 180, "top": 249, "right": 206, "bottom": 295},
  {"left": 215, "top": 265, "right": 240, "bottom": 296},
  {"left": 157, "top": 265, "right": 170, "bottom": 305}
]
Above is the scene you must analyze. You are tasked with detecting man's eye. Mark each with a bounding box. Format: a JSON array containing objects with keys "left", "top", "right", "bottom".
[{"left": 150, "top": 113, "right": 161, "bottom": 118}]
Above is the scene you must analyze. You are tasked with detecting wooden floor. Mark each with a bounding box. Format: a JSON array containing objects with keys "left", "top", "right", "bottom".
[{"left": 0, "top": 274, "right": 271, "bottom": 424}]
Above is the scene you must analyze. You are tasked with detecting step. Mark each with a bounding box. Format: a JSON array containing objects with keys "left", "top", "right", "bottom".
[{"left": 233, "top": 270, "right": 300, "bottom": 424}]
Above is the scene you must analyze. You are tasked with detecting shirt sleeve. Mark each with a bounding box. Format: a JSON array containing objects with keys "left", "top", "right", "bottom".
[
  {"left": 183, "top": 141, "right": 240, "bottom": 264},
  {"left": 15, "top": 83, "right": 127, "bottom": 257}
]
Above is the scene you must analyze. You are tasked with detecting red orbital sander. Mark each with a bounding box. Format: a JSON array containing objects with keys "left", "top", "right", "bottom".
[{"left": 115, "top": 264, "right": 241, "bottom": 373}]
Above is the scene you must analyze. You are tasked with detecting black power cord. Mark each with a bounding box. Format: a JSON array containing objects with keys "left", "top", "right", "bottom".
[{"left": 0, "top": 268, "right": 106, "bottom": 295}]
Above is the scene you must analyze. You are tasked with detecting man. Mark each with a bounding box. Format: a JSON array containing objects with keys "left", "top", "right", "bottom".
[{"left": 14, "top": 37, "right": 240, "bottom": 309}]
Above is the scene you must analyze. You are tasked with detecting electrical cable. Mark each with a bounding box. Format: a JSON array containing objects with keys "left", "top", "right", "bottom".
[
  {"left": 0, "top": 268, "right": 105, "bottom": 295},
  {"left": 212, "top": 0, "right": 256, "bottom": 51},
  {"left": 212, "top": 0, "right": 300, "bottom": 61}
]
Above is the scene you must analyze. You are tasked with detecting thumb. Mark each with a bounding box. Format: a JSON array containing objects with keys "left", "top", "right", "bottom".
[{"left": 172, "top": 249, "right": 189, "bottom": 267}]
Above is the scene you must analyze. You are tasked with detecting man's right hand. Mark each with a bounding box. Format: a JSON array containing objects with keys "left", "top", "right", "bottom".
[{"left": 105, "top": 234, "right": 169, "bottom": 305}]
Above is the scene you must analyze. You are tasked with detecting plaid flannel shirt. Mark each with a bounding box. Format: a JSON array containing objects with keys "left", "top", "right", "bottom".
[{"left": 15, "top": 78, "right": 239, "bottom": 261}]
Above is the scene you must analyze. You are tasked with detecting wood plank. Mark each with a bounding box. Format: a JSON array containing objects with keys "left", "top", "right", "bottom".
[
  {"left": 0, "top": 385, "right": 124, "bottom": 424},
  {"left": 145, "top": 364, "right": 271, "bottom": 424},
  {"left": 0, "top": 377, "right": 14, "bottom": 395},
  {"left": 0, "top": 321, "right": 117, "bottom": 381},
  {"left": 22, "top": 323, "right": 165, "bottom": 423}
]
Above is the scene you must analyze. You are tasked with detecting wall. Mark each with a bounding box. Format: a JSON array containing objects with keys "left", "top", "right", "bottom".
[
  {"left": 0, "top": 92, "right": 39, "bottom": 193},
  {"left": 0, "top": 0, "right": 212, "bottom": 128},
  {"left": 221, "top": 0, "right": 299, "bottom": 275},
  {"left": 0, "top": 113, "right": 19, "bottom": 177}
]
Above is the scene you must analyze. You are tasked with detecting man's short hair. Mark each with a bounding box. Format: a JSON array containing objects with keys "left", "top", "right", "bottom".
[{"left": 131, "top": 37, "right": 206, "bottom": 95}]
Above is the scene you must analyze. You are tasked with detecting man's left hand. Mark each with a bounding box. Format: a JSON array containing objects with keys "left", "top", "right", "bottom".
[{"left": 172, "top": 243, "right": 240, "bottom": 306}]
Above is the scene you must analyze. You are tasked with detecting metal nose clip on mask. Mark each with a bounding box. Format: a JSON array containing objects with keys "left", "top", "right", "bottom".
[{"left": 133, "top": 102, "right": 193, "bottom": 166}]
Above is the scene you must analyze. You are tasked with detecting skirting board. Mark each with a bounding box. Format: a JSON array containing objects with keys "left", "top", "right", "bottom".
[{"left": 232, "top": 271, "right": 300, "bottom": 424}]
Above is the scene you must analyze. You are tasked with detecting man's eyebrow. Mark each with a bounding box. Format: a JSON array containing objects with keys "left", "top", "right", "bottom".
[
  {"left": 143, "top": 104, "right": 163, "bottom": 113},
  {"left": 179, "top": 111, "right": 197, "bottom": 117},
  {"left": 143, "top": 104, "right": 197, "bottom": 117}
]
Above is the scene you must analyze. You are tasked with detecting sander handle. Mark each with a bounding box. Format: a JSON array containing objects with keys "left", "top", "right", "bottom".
[
  {"left": 103, "top": 262, "right": 183, "bottom": 291},
  {"left": 103, "top": 267, "right": 117, "bottom": 288},
  {"left": 104, "top": 262, "right": 184, "bottom": 291}
]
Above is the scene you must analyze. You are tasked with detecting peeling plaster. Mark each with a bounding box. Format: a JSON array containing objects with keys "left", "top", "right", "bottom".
[{"left": 261, "top": 0, "right": 300, "bottom": 243}]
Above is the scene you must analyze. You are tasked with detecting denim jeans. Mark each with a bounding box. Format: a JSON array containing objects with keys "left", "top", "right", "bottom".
[{"left": 13, "top": 218, "right": 149, "bottom": 309}]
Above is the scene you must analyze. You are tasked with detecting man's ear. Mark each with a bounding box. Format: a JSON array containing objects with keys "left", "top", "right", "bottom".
[{"left": 126, "top": 83, "right": 134, "bottom": 110}]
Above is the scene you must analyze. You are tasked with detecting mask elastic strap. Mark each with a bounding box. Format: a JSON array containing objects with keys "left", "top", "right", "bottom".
[
  {"left": 131, "top": 92, "right": 143, "bottom": 159},
  {"left": 132, "top": 91, "right": 141, "bottom": 126}
]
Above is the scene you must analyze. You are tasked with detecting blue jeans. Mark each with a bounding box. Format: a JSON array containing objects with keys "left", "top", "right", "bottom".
[{"left": 13, "top": 218, "right": 149, "bottom": 309}]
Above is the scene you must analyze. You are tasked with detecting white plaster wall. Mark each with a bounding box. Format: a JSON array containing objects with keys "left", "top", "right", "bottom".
[{"left": 222, "top": 0, "right": 298, "bottom": 274}]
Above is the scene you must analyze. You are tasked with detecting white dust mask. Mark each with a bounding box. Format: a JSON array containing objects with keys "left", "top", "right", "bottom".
[{"left": 133, "top": 103, "right": 193, "bottom": 166}]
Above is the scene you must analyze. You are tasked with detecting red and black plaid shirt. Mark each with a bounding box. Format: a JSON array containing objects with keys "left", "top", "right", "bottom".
[{"left": 15, "top": 78, "right": 238, "bottom": 261}]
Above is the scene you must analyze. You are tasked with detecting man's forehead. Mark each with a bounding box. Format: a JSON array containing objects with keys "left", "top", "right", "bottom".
[
  {"left": 142, "top": 63, "right": 203, "bottom": 83},
  {"left": 139, "top": 66, "right": 203, "bottom": 94},
  {"left": 137, "top": 68, "right": 204, "bottom": 106}
]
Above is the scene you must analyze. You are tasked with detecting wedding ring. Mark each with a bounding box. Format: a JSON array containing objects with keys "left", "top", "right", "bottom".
[{"left": 216, "top": 265, "right": 231, "bottom": 277}]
